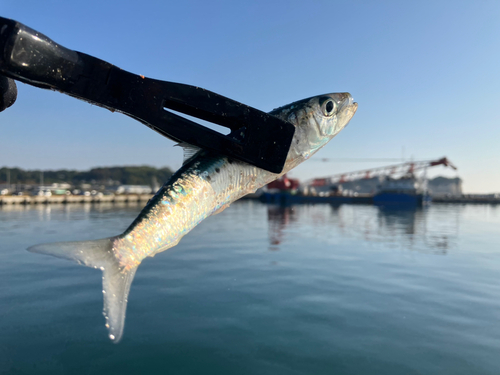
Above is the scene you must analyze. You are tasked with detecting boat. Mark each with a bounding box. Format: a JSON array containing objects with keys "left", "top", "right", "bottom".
[{"left": 373, "top": 175, "right": 431, "bottom": 207}]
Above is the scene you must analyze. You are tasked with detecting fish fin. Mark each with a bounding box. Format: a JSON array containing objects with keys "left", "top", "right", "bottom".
[
  {"left": 176, "top": 142, "right": 202, "bottom": 165},
  {"left": 28, "top": 237, "right": 138, "bottom": 343},
  {"left": 102, "top": 260, "right": 137, "bottom": 343},
  {"left": 212, "top": 203, "right": 230, "bottom": 216}
]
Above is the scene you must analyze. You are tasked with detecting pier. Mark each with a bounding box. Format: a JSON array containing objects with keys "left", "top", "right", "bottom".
[{"left": 0, "top": 194, "right": 153, "bottom": 205}]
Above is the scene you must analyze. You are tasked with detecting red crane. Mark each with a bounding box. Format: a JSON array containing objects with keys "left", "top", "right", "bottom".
[{"left": 309, "top": 157, "right": 457, "bottom": 186}]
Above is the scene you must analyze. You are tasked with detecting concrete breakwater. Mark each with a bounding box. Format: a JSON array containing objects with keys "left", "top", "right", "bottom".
[{"left": 0, "top": 194, "right": 154, "bottom": 205}]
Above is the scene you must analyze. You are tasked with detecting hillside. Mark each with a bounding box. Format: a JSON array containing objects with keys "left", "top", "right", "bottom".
[{"left": 0, "top": 166, "right": 174, "bottom": 187}]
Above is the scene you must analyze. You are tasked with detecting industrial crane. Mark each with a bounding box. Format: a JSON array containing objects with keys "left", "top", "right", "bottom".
[
  {"left": 262, "top": 157, "right": 458, "bottom": 206},
  {"left": 309, "top": 157, "right": 457, "bottom": 187}
]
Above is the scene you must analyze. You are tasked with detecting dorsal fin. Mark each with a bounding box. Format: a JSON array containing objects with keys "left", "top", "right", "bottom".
[{"left": 176, "top": 142, "right": 202, "bottom": 165}]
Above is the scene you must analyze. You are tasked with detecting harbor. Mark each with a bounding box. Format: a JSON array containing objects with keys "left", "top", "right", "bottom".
[
  {"left": 2, "top": 192, "right": 500, "bottom": 206},
  {"left": 255, "top": 157, "right": 500, "bottom": 206},
  {"left": 2, "top": 157, "right": 500, "bottom": 206}
]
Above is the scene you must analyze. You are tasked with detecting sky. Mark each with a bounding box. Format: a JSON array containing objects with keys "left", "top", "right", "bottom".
[{"left": 1, "top": 0, "right": 499, "bottom": 193}]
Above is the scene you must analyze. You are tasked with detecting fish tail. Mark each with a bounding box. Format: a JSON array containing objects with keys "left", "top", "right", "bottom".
[{"left": 28, "top": 237, "right": 138, "bottom": 343}]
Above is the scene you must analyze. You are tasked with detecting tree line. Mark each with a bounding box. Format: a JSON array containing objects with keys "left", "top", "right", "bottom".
[{"left": 0, "top": 166, "right": 174, "bottom": 186}]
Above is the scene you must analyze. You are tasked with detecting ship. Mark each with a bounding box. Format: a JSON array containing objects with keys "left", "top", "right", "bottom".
[
  {"left": 258, "top": 157, "right": 457, "bottom": 208},
  {"left": 373, "top": 175, "right": 431, "bottom": 207}
]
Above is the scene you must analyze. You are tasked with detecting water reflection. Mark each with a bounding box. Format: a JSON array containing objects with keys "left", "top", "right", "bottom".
[
  {"left": 375, "top": 207, "right": 455, "bottom": 254},
  {"left": 2, "top": 201, "right": 461, "bottom": 255},
  {"left": 267, "top": 205, "right": 298, "bottom": 249},
  {"left": 266, "top": 203, "right": 460, "bottom": 255}
]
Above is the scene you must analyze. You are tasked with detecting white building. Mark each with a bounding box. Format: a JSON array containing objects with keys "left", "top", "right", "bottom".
[{"left": 115, "top": 185, "right": 152, "bottom": 194}]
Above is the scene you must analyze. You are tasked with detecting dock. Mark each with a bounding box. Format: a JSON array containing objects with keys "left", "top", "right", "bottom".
[
  {"left": 0, "top": 194, "right": 153, "bottom": 205},
  {"left": 257, "top": 192, "right": 500, "bottom": 206},
  {"left": 2, "top": 193, "right": 500, "bottom": 206},
  {"left": 432, "top": 196, "right": 500, "bottom": 204}
]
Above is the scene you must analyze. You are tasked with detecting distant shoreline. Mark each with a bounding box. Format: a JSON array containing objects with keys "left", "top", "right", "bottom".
[
  {"left": 1, "top": 193, "right": 499, "bottom": 206},
  {"left": 0, "top": 194, "right": 153, "bottom": 205}
]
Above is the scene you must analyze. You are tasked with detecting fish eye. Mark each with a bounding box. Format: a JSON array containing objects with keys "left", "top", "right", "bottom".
[{"left": 320, "top": 98, "right": 336, "bottom": 117}]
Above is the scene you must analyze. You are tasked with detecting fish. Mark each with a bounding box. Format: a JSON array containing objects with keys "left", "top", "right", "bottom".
[{"left": 28, "top": 92, "right": 357, "bottom": 342}]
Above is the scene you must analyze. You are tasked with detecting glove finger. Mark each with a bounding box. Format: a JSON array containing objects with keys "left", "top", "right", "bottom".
[{"left": 0, "top": 76, "right": 17, "bottom": 112}]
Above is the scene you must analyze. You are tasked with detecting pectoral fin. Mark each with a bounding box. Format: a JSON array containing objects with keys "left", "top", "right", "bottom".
[{"left": 212, "top": 203, "right": 230, "bottom": 215}]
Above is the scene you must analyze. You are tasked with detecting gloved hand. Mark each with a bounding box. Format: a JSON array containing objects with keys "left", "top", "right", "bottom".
[{"left": 0, "top": 75, "right": 17, "bottom": 112}]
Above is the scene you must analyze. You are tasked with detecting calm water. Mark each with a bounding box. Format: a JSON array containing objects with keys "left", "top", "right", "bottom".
[{"left": 1, "top": 201, "right": 500, "bottom": 374}]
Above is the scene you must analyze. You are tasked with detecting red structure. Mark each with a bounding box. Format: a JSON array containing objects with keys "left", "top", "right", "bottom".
[
  {"left": 311, "top": 157, "right": 457, "bottom": 184},
  {"left": 267, "top": 174, "right": 300, "bottom": 191}
]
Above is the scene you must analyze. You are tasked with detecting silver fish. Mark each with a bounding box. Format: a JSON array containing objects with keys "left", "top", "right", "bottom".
[{"left": 29, "top": 93, "right": 357, "bottom": 342}]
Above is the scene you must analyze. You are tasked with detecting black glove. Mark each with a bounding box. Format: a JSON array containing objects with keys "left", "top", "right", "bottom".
[{"left": 0, "top": 75, "right": 17, "bottom": 112}]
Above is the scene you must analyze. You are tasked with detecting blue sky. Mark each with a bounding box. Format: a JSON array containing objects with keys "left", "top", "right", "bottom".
[{"left": 2, "top": 1, "right": 499, "bottom": 192}]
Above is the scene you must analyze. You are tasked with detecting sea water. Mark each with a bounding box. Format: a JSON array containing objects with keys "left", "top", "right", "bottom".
[{"left": 1, "top": 201, "right": 500, "bottom": 374}]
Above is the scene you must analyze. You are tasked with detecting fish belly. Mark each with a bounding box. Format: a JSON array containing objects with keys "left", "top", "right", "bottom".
[{"left": 111, "top": 154, "right": 273, "bottom": 269}]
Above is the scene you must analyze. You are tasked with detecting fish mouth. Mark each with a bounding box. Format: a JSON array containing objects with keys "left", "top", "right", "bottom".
[
  {"left": 339, "top": 93, "right": 357, "bottom": 110},
  {"left": 333, "top": 93, "right": 357, "bottom": 129}
]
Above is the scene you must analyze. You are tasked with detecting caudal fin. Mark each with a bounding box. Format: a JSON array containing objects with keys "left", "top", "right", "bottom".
[{"left": 28, "top": 237, "right": 138, "bottom": 343}]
